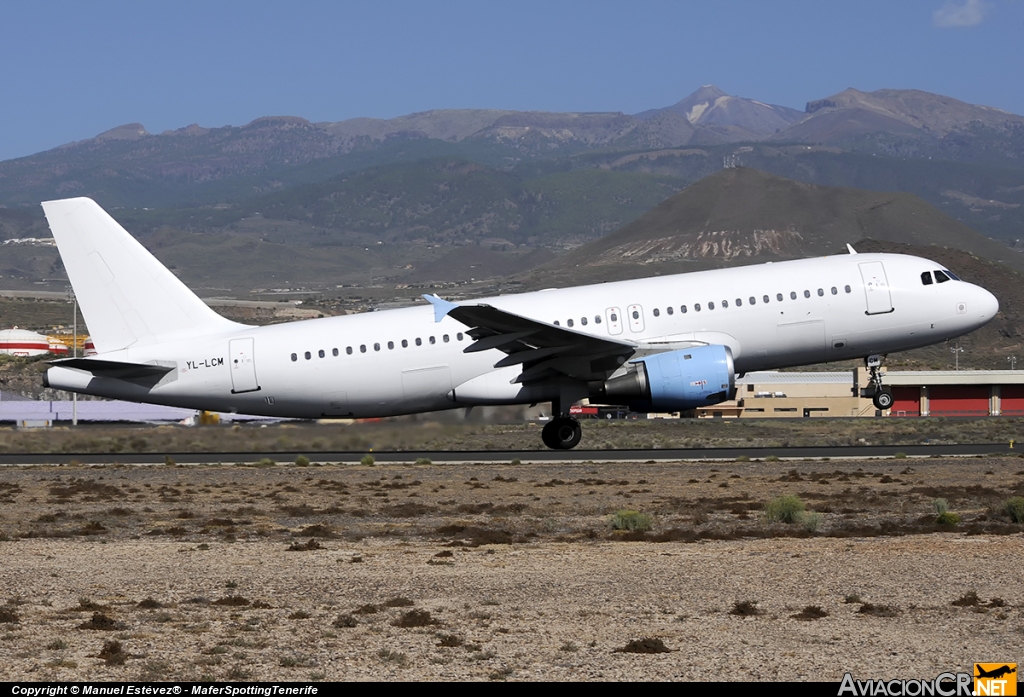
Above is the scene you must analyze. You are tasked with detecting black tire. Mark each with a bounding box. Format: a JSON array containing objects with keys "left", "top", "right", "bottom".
[
  {"left": 873, "top": 390, "right": 894, "bottom": 410},
  {"left": 542, "top": 417, "right": 582, "bottom": 450}
]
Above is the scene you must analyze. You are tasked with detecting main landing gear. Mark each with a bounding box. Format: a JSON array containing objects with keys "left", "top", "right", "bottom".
[
  {"left": 866, "top": 354, "right": 894, "bottom": 410},
  {"left": 542, "top": 416, "right": 582, "bottom": 450}
]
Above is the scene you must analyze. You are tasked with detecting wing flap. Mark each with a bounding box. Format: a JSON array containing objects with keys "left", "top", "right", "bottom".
[{"left": 423, "top": 294, "right": 635, "bottom": 383}]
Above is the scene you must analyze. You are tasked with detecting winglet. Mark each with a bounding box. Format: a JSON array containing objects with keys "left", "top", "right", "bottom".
[
  {"left": 847, "top": 244, "right": 857, "bottom": 255},
  {"left": 422, "top": 294, "right": 458, "bottom": 323}
]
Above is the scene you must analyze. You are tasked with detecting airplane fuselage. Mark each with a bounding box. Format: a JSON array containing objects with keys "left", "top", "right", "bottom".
[{"left": 46, "top": 252, "right": 998, "bottom": 419}]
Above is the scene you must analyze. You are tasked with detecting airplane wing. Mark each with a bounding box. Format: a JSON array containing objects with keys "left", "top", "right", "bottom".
[{"left": 424, "top": 295, "right": 636, "bottom": 384}]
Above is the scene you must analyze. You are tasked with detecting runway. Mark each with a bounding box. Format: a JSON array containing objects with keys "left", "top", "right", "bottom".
[{"left": 0, "top": 441, "right": 1017, "bottom": 465}]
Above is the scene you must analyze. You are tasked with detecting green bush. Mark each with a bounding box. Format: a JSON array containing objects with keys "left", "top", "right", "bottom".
[
  {"left": 764, "top": 495, "right": 805, "bottom": 524},
  {"left": 360, "top": 454, "right": 375, "bottom": 466},
  {"left": 415, "top": 457, "right": 432, "bottom": 465},
  {"left": 611, "top": 510, "right": 653, "bottom": 532},
  {"left": 1004, "top": 496, "right": 1024, "bottom": 523},
  {"left": 295, "top": 455, "right": 310, "bottom": 467},
  {"left": 802, "top": 511, "right": 823, "bottom": 533},
  {"left": 936, "top": 511, "right": 960, "bottom": 526}
]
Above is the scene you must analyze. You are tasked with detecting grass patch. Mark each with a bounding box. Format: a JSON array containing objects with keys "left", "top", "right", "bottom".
[
  {"left": 610, "top": 510, "right": 653, "bottom": 532},
  {"left": 764, "top": 495, "right": 805, "bottom": 524},
  {"left": 1004, "top": 496, "right": 1024, "bottom": 523}
]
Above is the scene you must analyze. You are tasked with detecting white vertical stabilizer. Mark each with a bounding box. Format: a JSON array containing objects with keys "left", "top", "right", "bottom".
[{"left": 42, "top": 197, "right": 244, "bottom": 353}]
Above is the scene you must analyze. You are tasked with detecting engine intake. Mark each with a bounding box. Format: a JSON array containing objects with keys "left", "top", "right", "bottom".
[{"left": 594, "top": 345, "right": 735, "bottom": 412}]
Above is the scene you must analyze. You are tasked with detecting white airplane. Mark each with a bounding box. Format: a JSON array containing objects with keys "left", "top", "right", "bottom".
[{"left": 41, "top": 197, "right": 998, "bottom": 449}]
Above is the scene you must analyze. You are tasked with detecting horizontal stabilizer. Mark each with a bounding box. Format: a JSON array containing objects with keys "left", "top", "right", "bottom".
[{"left": 50, "top": 358, "right": 174, "bottom": 380}]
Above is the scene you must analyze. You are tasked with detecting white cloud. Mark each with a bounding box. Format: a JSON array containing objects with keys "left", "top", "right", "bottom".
[{"left": 933, "top": 0, "right": 990, "bottom": 27}]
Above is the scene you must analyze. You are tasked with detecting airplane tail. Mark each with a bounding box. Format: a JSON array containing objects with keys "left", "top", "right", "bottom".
[{"left": 42, "top": 197, "right": 243, "bottom": 353}]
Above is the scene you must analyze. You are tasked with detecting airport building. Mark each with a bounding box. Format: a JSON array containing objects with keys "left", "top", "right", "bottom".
[{"left": 696, "top": 369, "right": 1024, "bottom": 418}]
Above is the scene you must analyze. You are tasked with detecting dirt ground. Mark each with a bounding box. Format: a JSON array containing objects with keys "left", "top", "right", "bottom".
[{"left": 0, "top": 456, "right": 1022, "bottom": 682}]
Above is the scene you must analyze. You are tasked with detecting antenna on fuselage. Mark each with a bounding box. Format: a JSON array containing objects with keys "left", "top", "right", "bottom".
[{"left": 846, "top": 244, "right": 857, "bottom": 254}]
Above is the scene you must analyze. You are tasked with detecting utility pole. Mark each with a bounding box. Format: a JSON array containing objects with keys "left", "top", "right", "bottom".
[
  {"left": 1009, "top": 356, "right": 1018, "bottom": 371},
  {"left": 950, "top": 344, "right": 963, "bottom": 371}
]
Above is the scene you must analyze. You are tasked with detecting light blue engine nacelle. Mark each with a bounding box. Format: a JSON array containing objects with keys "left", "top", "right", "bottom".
[{"left": 597, "top": 345, "right": 736, "bottom": 412}]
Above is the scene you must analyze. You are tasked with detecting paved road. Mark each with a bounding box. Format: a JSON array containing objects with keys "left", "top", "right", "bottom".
[{"left": 0, "top": 442, "right": 1017, "bottom": 465}]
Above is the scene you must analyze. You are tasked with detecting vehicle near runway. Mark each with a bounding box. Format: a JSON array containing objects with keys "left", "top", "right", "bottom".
[{"left": 41, "top": 198, "right": 998, "bottom": 449}]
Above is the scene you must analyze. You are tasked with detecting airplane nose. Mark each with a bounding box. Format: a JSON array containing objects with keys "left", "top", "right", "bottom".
[{"left": 975, "top": 285, "right": 999, "bottom": 322}]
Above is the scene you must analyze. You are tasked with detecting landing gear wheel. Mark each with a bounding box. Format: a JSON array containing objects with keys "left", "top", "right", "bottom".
[
  {"left": 873, "top": 390, "right": 894, "bottom": 410},
  {"left": 542, "top": 417, "right": 582, "bottom": 450}
]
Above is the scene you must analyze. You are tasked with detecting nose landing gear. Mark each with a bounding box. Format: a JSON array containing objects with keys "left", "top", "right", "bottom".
[{"left": 866, "top": 354, "right": 893, "bottom": 410}]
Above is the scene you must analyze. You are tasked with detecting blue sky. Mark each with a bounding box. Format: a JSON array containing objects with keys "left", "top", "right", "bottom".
[{"left": 0, "top": 0, "right": 1020, "bottom": 162}]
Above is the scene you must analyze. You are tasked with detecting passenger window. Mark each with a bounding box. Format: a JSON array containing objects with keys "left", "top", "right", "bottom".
[
  {"left": 817, "top": 288, "right": 824, "bottom": 297},
  {"left": 790, "top": 292, "right": 797, "bottom": 300},
  {"left": 581, "top": 317, "right": 588, "bottom": 325},
  {"left": 935, "top": 270, "right": 950, "bottom": 283},
  {"left": 595, "top": 316, "right": 602, "bottom": 324},
  {"left": 429, "top": 336, "right": 436, "bottom": 344},
  {"left": 402, "top": 339, "right": 408, "bottom": 348},
  {"left": 831, "top": 287, "right": 838, "bottom": 295},
  {"left": 845, "top": 285, "right": 852, "bottom": 293},
  {"left": 291, "top": 353, "right": 297, "bottom": 362},
  {"left": 332, "top": 348, "right": 339, "bottom": 357},
  {"left": 360, "top": 345, "right": 366, "bottom": 353},
  {"left": 457, "top": 333, "right": 464, "bottom": 341},
  {"left": 748, "top": 297, "right": 755, "bottom": 305},
  {"left": 694, "top": 304, "right": 701, "bottom": 312},
  {"left": 721, "top": 300, "right": 728, "bottom": 308},
  {"left": 763, "top": 295, "right": 769, "bottom": 303},
  {"left": 777, "top": 293, "right": 783, "bottom": 302},
  {"left": 554, "top": 321, "right": 560, "bottom": 326},
  {"left": 653, "top": 308, "right": 660, "bottom": 317},
  {"left": 708, "top": 302, "right": 715, "bottom": 310},
  {"left": 443, "top": 334, "right": 449, "bottom": 342},
  {"left": 318, "top": 349, "right": 325, "bottom": 358},
  {"left": 304, "top": 351, "right": 311, "bottom": 360},
  {"left": 666, "top": 307, "right": 673, "bottom": 316},
  {"left": 610, "top": 313, "right": 617, "bottom": 322},
  {"left": 415, "top": 338, "right": 422, "bottom": 346},
  {"left": 567, "top": 319, "right": 574, "bottom": 327},
  {"left": 681, "top": 305, "right": 688, "bottom": 313},
  {"left": 803, "top": 290, "right": 810, "bottom": 298},
  {"left": 632, "top": 310, "right": 639, "bottom": 319},
  {"left": 388, "top": 341, "right": 394, "bottom": 350},
  {"left": 346, "top": 347, "right": 353, "bottom": 355}
]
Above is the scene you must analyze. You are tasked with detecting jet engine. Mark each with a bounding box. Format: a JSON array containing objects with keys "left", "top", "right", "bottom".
[{"left": 593, "top": 345, "right": 736, "bottom": 412}]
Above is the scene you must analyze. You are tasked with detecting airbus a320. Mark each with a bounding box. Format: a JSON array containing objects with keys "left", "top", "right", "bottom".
[{"left": 41, "top": 198, "right": 998, "bottom": 449}]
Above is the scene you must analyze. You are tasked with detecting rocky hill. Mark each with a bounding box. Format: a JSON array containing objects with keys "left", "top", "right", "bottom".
[{"left": 530, "top": 167, "right": 1024, "bottom": 286}]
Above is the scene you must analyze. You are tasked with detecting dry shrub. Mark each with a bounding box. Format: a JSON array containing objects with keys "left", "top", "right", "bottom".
[
  {"left": 614, "top": 638, "right": 671, "bottom": 654},
  {"left": 392, "top": 609, "right": 439, "bottom": 628},
  {"left": 792, "top": 606, "right": 829, "bottom": 621},
  {"left": 78, "top": 612, "right": 124, "bottom": 630},
  {"left": 98, "top": 639, "right": 126, "bottom": 665},
  {"left": 730, "top": 600, "right": 764, "bottom": 616},
  {"left": 213, "top": 596, "right": 250, "bottom": 607},
  {"left": 286, "top": 538, "right": 322, "bottom": 552},
  {"left": 857, "top": 603, "right": 900, "bottom": 617},
  {"left": 332, "top": 614, "right": 358, "bottom": 628}
]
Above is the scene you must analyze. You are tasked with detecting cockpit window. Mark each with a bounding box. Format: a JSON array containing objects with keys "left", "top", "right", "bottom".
[
  {"left": 934, "top": 270, "right": 951, "bottom": 283},
  {"left": 921, "top": 271, "right": 933, "bottom": 286},
  {"left": 944, "top": 269, "right": 961, "bottom": 281}
]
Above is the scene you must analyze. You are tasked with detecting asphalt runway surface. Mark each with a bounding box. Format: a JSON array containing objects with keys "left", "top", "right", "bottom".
[{"left": 0, "top": 441, "right": 1017, "bottom": 465}]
